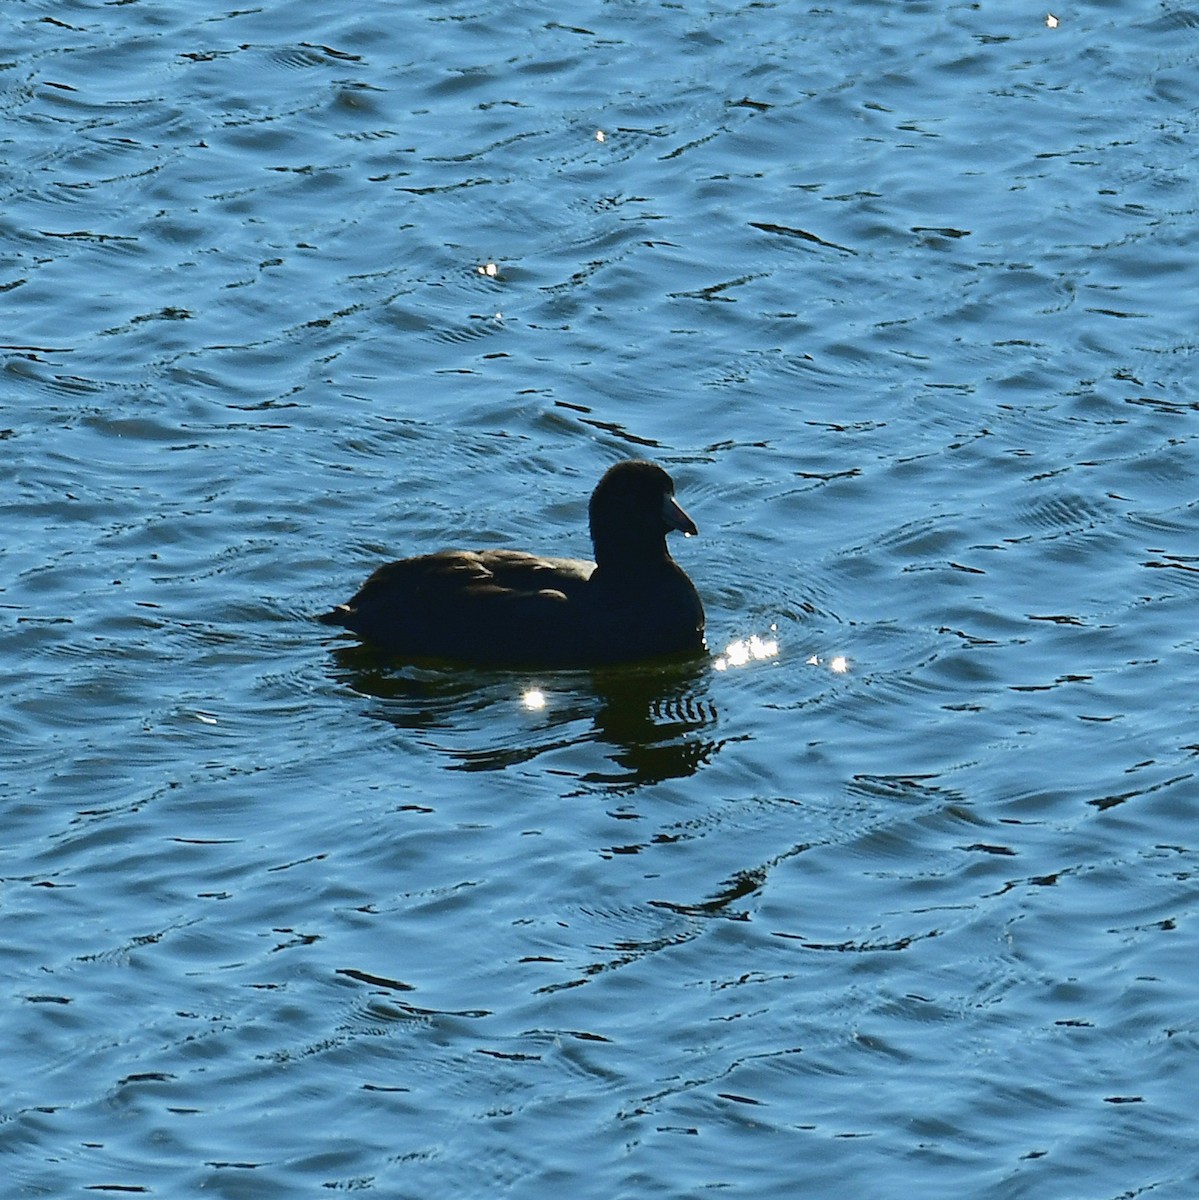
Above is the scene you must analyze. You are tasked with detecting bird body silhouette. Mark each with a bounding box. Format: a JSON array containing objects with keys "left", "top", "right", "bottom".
[{"left": 318, "top": 460, "right": 705, "bottom": 668}]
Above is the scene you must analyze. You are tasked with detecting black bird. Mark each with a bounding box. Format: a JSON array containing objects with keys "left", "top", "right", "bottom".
[{"left": 317, "top": 460, "right": 705, "bottom": 668}]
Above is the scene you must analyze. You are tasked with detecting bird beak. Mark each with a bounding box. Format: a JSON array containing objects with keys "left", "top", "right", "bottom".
[{"left": 663, "top": 493, "right": 698, "bottom": 537}]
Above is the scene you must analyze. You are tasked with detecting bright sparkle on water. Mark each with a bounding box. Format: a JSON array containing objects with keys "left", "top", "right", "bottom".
[
  {"left": 807, "top": 653, "right": 850, "bottom": 674},
  {"left": 714, "top": 631, "right": 780, "bottom": 671},
  {"left": 521, "top": 688, "right": 547, "bottom": 711}
]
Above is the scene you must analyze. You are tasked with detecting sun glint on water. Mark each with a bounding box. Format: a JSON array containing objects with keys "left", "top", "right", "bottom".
[
  {"left": 714, "top": 631, "right": 780, "bottom": 671},
  {"left": 807, "top": 653, "right": 850, "bottom": 674}
]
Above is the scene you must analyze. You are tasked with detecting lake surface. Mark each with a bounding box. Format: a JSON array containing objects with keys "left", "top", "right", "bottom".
[{"left": 4, "top": 1, "right": 1199, "bottom": 1195}]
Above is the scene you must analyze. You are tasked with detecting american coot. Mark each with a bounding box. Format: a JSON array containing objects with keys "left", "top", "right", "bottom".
[{"left": 318, "top": 460, "right": 706, "bottom": 668}]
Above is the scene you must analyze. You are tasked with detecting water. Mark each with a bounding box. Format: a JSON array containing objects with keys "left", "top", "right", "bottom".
[{"left": 4, "top": 0, "right": 1199, "bottom": 1195}]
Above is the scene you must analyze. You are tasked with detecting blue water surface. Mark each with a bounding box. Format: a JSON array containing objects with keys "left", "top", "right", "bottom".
[{"left": 4, "top": 1, "right": 1199, "bottom": 1196}]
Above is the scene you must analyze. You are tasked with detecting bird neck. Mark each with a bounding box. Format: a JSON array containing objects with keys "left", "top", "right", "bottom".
[{"left": 591, "top": 531, "right": 671, "bottom": 575}]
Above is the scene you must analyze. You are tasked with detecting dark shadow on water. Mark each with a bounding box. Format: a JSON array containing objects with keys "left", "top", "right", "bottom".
[{"left": 326, "top": 643, "right": 731, "bottom": 793}]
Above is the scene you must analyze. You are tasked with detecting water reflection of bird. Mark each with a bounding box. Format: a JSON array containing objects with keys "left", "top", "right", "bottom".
[
  {"left": 328, "top": 653, "right": 724, "bottom": 792},
  {"left": 319, "top": 460, "right": 705, "bottom": 668},
  {"left": 580, "top": 663, "right": 725, "bottom": 792}
]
